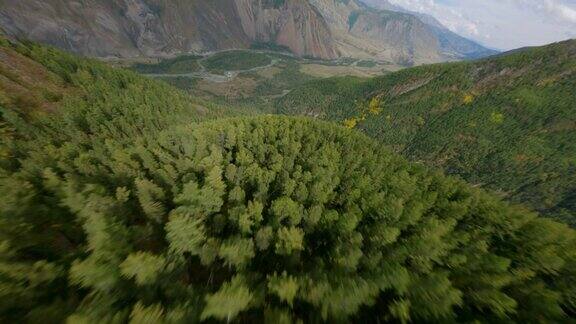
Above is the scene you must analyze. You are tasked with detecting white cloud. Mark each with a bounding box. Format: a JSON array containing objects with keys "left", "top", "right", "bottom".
[
  {"left": 541, "top": 0, "right": 576, "bottom": 23},
  {"left": 380, "top": 0, "right": 576, "bottom": 50}
]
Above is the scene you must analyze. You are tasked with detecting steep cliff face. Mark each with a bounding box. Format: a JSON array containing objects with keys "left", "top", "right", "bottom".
[
  {"left": 0, "top": 0, "right": 494, "bottom": 62},
  {"left": 307, "top": 0, "right": 445, "bottom": 64},
  {"left": 0, "top": 0, "right": 336, "bottom": 59},
  {"left": 234, "top": 0, "right": 338, "bottom": 58},
  {"left": 0, "top": 0, "right": 250, "bottom": 57},
  {"left": 359, "top": 0, "right": 498, "bottom": 60}
]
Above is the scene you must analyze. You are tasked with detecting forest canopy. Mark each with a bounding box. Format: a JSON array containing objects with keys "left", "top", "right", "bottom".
[
  {"left": 276, "top": 40, "right": 576, "bottom": 226},
  {"left": 1, "top": 37, "right": 575, "bottom": 323},
  {"left": 1, "top": 115, "right": 574, "bottom": 322}
]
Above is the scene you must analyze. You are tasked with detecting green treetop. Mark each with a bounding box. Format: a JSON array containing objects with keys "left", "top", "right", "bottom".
[{"left": 0, "top": 116, "right": 574, "bottom": 322}]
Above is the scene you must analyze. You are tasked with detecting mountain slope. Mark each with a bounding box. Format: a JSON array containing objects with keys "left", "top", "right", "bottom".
[
  {"left": 0, "top": 0, "right": 494, "bottom": 64},
  {"left": 0, "top": 39, "right": 575, "bottom": 323},
  {"left": 309, "top": 0, "right": 444, "bottom": 64},
  {"left": 360, "top": 0, "right": 498, "bottom": 60},
  {"left": 0, "top": 37, "right": 252, "bottom": 154},
  {"left": 277, "top": 39, "right": 576, "bottom": 224},
  {"left": 0, "top": 0, "right": 336, "bottom": 59},
  {"left": 0, "top": 38, "right": 69, "bottom": 115}
]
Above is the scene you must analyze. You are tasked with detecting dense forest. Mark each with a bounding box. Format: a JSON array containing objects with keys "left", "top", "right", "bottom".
[
  {"left": 1, "top": 39, "right": 575, "bottom": 322},
  {"left": 0, "top": 39, "right": 259, "bottom": 146},
  {"left": 278, "top": 40, "right": 576, "bottom": 226}
]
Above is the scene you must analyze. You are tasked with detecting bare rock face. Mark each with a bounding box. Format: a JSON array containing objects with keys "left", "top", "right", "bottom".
[
  {"left": 0, "top": 0, "right": 494, "bottom": 62},
  {"left": 234, "top": 0, "right": 338, "bottom": 58},
  {"left": 0, "top": 0, "right": 250, "bottom": 58},
  {"left": 355, "top": 0, "right": 498, "bottom": 60},
  {"left": 348, "top": 10, "right": 443, "bottom": 65},
  {"left": 308, "top": 0, "right": 444, "bottom": 64}
]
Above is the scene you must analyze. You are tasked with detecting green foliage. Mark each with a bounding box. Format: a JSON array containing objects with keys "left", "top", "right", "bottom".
[
  {"left": 277, "top": 76, "right": 366, "bottom": 119},
  {"left": 253, "top": 60, "right": 316, "bottom": 97},
  {"left": 201, "top": 276, "right": 254, "bottom": 321},
  {"left": 166, "top": 211, "right": 206, "bottom": 255},
  {"left": 120, "top": 252, "right": 166, "bottom": 286},
  {"left": 356, "top": 59, "right": 377, "bottom": 68},
  {"left": 203, "top": 50, "right": 272, "bottom": 75},
  {"left": 131, "top": 55, "right": 202, "bottom": 74},
  {"left": 129, "top": 303, "right": 165, "bottom": 324},
  {"left": 157, "top": 76, "right": 200, "bottom": 91},
  {"left": 268, "top": 272, "right": 299, "bottom": 305},
  {"left": 1, "top": 113, "right": 575, "bottom": 322},
  {"left": 278, "top": 39, "right": 576, "bottom": 225},
  {"left": 2, "top": 37, "right": 576, "bottom": 322},
  {"left": 250, "top": 42, "right": 293, "bottom": 53}
]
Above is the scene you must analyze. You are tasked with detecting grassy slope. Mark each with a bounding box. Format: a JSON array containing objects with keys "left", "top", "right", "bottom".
[
  {"left": 0, "top": 38, "right": 70, "bottom": 115},
  {"left": 277, "top": 40, "right": 576, "bottom": 224}
]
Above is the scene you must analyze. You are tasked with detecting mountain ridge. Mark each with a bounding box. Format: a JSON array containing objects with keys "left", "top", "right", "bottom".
[
  {"left": 359, "top": 0, "right": 498, "bottom": 59},
  {"left": 0, "top": 0, "right": 495, "bottom": 64}
]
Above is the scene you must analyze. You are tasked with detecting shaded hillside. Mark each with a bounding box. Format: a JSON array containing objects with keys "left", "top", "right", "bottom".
[{"left": 277, "top": 39, "right": 576, "bottom": 224}]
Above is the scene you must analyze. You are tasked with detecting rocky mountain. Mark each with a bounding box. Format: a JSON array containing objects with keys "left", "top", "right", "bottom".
[
  {"left": 309, "top": 0, "right": 447, "bottom": 64},
  {"left": 0, "top": 0, "right": 495, "bottom": 64},
  {"left": 360, "top": 0, "right": 497, "bottom": 60},
  {"left": 0, "top": 0, "right": 336, "bottom": 59}
]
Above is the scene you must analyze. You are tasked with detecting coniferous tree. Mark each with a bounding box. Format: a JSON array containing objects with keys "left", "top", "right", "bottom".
[{"left": 1, "top": 116, "right": 575, "bottom": 322}]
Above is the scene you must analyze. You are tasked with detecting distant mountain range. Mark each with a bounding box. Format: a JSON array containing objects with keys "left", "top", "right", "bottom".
[
  {"left": 361, "top": 0, "right": 498, "bottom": 59},
  {"left": 0, "top": 0, "right": 497, "bottom": 65}
]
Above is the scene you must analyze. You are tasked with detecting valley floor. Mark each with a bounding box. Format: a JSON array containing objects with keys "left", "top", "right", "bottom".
[{"left": 115, "top": 49, "right": 404, "bottom": 104}]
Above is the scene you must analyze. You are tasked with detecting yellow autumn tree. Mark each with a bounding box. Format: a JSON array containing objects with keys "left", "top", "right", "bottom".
[
  {"left": 368, "top": 97, "right": 381, "bottom": 115},
  {"left": 343, "top": 118, "right": 358, "bottom": 129},
  {"left": 463, "top": 93, "right": 474, "bottom": 104}
]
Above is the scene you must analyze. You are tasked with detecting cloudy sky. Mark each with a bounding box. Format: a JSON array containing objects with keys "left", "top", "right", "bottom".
[{"left": 383, "top": 0, "right": 576, "bottom": 50}]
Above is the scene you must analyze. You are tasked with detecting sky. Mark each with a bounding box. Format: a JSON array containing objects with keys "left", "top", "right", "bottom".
[{"left": 383, "top": 0, "right": 576, "bottom": 50}]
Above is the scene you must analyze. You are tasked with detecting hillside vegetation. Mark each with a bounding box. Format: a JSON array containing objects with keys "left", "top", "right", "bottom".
[
  {"left": 131, "top": 55, "right": 202, "bottom": 74},
  {"left": 1, "top": 39, "right": 575, "bottom": 322},
  {"left": 204, "top": 50, "right": 272, "bottom": 75},
  {"left": 0, "top": 39, "right": 254, "bottom": 145},
  {"left": 1, "top": 114, "right": 575, "bottom": 322},
  {"left": 0, "top": 38, "right": 68, "bottom": 115},
  {"left": 129, "top": 50, "right": 394, "bottom": 105},
  {"left": 278, "top": 40, "right": 576, "bottom": 225}
]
